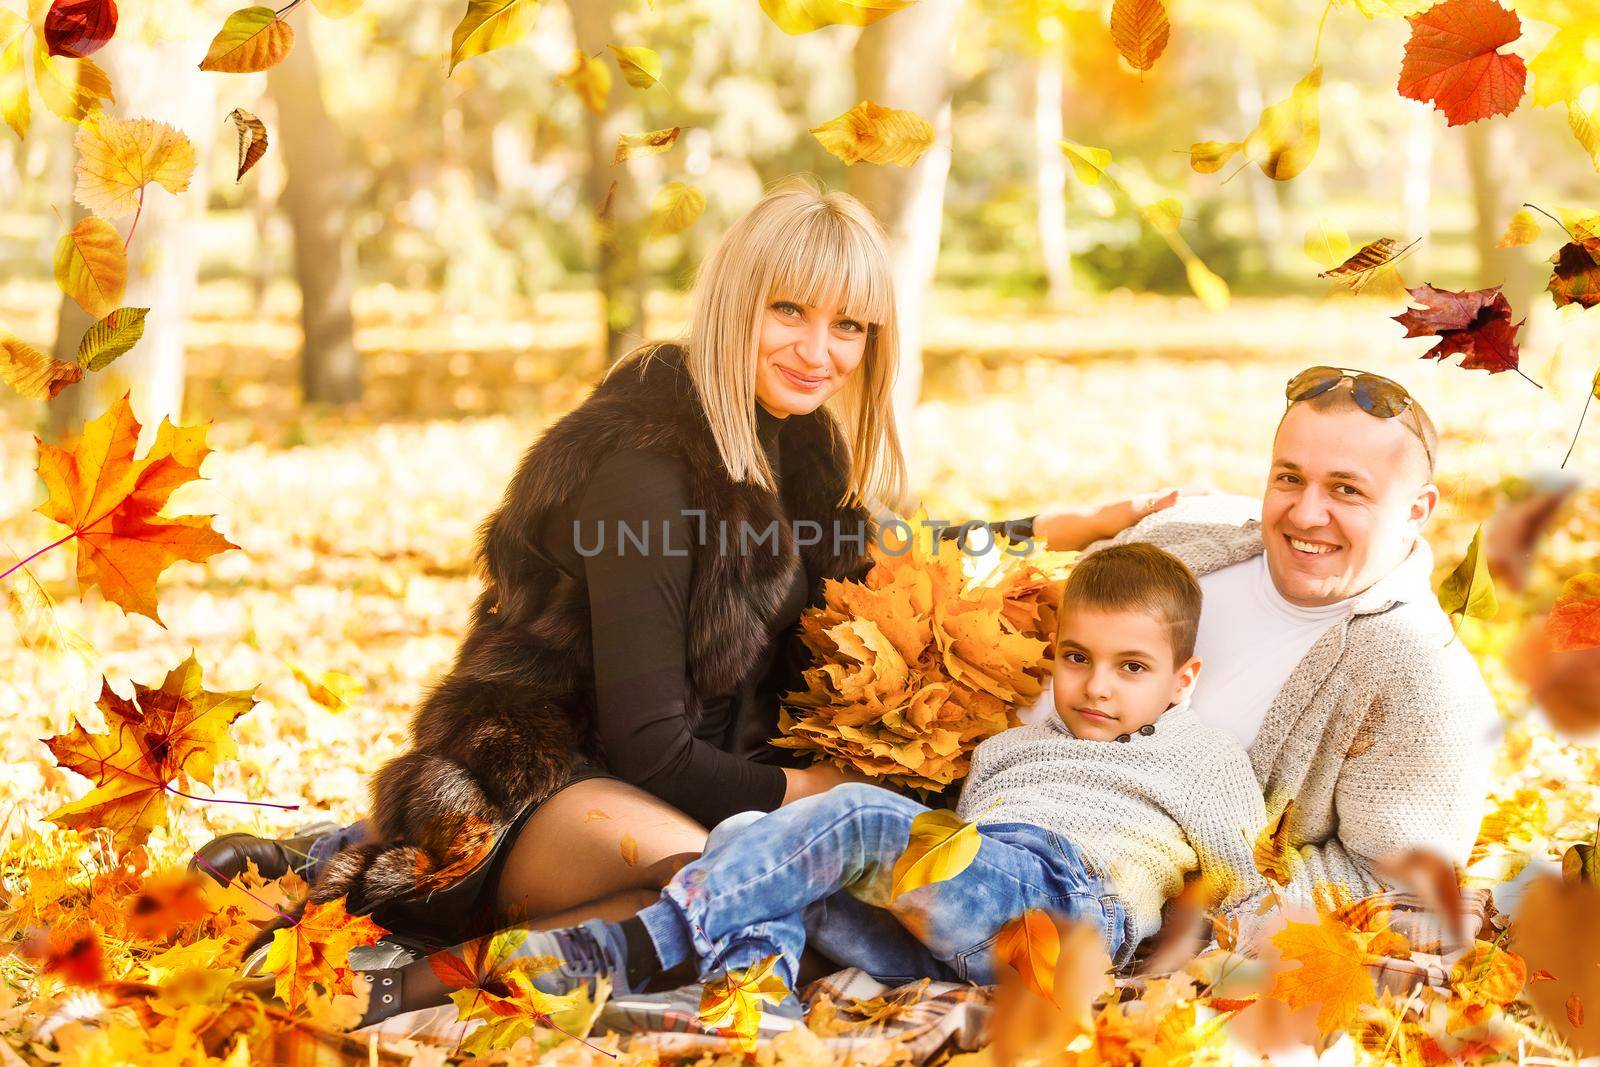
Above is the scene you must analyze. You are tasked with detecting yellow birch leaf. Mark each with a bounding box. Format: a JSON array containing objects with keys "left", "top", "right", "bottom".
[
  {"left": 1058, "top": 139, "right": 1112, "bottom": 184},
  {"left": 759, "top": 0, "right": 914, "bottom": 35},
  {"left": 2, "top": 330, "right": 82, "bottom": 400},
  {"left": 1304, "top": 220, "right": 1352, "bottom": 269},
  {"left": 448, "top": 0, "right": 542, "bottom": 76},
  {"left": 1109, "top": 0, "right": 1169, "bottom": 73},
  {"left": 1141, "top": 197, "right": 1182, "bottom": 234},
  {"left": 608, "top": 44, "right": 661, "bottom": 89},
  {"left": 32, "top": 40, "right": 112, "bottom": 124},
  {"left": 1529, "top": 23, "right": 1600, "bottom": 109},
  {"left": 285, "top": 658, "right": 364, "bottom": 712},
  {"left": 811, "top": 100, "right": 935, "bottom": 167},
  {"left": 75, "top": 307, "right": 148, "bottom": 372},
  {"left": 1189, "top": 140, "right": 1241, "bottom": 174},
  {"left": 74, "top": 116, "right": 195, "bottom": 219},
  {"left": 650, "top": 181, "right": 704, "bottom": 237},
  {"left": 613, "top": 125, "right": 680, "bottom": 164},
  {"left": 1243, "top": 64, "right": 1321, "bottom": 181},
  {"left": 1497, "top": 208, "right": 1541, "bottom": 248},
  {"left": 1437, "top": 525, "right": 1499, "bottom": 622},
  {"left": 0, "top": 10, "right": 28, "bottom": 140},
  {"left": 1184, "top": 257, "right": 1230, "bottom": 310},
  {"left": 1361, "top": 264, "right": 1411, "bottom": 301},
  {"left": 53, "top": 216, "right": 125, "bottom": 320},
  {"left": 1568, "top": 87, "right": 1600, "bottom": 172},
  {"left": 557, "top": 49, "right": 610, "bottom": 113},
  {"left": 199, "top": 7, "right": 294, "bottom": 73},
  {"left": 311, "top": 0, "right": 363, "bottom": 16},
  {"left": 890, "top": 808, "right": 981, "bottom": 901}
]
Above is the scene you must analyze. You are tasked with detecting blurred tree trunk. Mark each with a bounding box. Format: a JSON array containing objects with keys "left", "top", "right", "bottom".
[
  {"left": 46, "top": 39, "right": 217, "bottom": 443},
  {"left": 268, "top": 24, "right": 361, "bottom": 404},
  {"left": 1464, "top": 120, "right": 1534, "bottom": 313},
  {"left": 566, "top": 0, "right": 645, "bottom": 367},
  {"left": 1401, "top": 105, "right": 1433, "bottom": 261},
  {"left": 1033, "top": 22, "right": 1072, "bottom": 307},
  {"left": 248, "top": 145, "right": 278, "bottom": 310},
  {"left": 848, "top": 0, "right": 962, "bottom": 421}
]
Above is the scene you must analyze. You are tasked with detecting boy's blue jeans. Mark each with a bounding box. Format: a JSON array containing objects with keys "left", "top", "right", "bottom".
[{"left": 636, "top": 783, "right": 1130, "bottom": 993}]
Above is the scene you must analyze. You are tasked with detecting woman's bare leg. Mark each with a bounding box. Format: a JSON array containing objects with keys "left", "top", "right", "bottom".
[
  {"left": 491, "top": 776, "right": 710, "bottom": 923},
  {"left": 379, "top": 779, "right": 713, "bottom": 1018}
]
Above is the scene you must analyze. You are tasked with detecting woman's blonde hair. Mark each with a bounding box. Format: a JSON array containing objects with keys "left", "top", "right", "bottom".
[{"left": 612, "top": 175, "right": 906, "bottom": 512}]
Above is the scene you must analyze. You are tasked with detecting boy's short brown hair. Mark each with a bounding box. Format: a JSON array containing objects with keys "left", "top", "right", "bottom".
[{"left": 1058, "top": 543, "right": 1202, "bottom": 664}]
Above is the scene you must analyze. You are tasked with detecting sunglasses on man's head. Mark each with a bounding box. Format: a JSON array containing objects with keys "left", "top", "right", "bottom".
[
  {"left": 1286, "top": 366, "right": 1414, "bottom": 416},
  {"left": 1284, "top": 365, "right": 1434, "bottom": 473}
]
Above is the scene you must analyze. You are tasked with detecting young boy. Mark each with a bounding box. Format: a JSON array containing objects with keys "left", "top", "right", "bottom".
[{"left": 509, "top": 543, "right": 1269, "bottom": 1002}]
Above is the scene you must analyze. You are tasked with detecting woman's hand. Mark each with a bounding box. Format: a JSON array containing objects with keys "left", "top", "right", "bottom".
[
  {"left": 780, "top": 762, "right": 875, "bottom": 805},
  {"left": 1033, "top": 486, "right": 1209, "bottom": 551}
]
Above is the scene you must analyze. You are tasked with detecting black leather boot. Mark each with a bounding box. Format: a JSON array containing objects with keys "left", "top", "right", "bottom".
[{"left": 189, "top": 820, "right": 342, "bottom": 885}]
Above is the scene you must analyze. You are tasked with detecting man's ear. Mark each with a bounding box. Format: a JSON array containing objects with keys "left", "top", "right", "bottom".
[
  {"left": 1172, "top": 655, "right": 1202, "bottom": 705},
  {"left": 1410, "top": 481, "right": 1440, "bottom": 531}
]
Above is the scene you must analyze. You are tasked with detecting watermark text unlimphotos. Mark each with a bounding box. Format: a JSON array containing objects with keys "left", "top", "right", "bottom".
[{"left": 572, "top": 514, "right": 1037, "bottom": 558}]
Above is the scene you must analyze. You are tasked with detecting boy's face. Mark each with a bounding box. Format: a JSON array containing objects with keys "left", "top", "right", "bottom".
[{"left": 1052, "top": 605, "right": 1201, "bottom": 742}]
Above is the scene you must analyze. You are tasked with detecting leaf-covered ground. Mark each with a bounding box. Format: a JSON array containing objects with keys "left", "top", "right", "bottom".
[{"left": 0, "top": 284, "right": 1597, "bottom": 1062}]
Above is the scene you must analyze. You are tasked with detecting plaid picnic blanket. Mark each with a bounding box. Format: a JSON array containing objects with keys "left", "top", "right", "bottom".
[{"left": 265, "top": 887, "right": 1499, "bottom": 1065}]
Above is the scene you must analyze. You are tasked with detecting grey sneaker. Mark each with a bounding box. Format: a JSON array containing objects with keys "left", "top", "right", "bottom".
[{"left": 516, "top": 919, "right": 634, "bottom": 997}]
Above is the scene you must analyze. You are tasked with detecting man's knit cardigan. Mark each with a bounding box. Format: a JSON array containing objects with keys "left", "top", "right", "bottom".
[{"left": 1091, "top": 495, "right": 1500, "bottom": 907}]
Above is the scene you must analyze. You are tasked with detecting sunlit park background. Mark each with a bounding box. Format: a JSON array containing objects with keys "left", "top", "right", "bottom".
[{"left": 1, "top": 0, "right": 1599, "bottom": 1061}]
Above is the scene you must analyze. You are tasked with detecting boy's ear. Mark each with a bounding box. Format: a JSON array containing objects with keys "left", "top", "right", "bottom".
[{"left": 1171, "top": 655, "right": 1202, "bottom": 704}]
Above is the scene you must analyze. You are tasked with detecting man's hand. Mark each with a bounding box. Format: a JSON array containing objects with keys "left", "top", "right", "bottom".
[{"left": 1034, "top": 485, "right": 1213, "bottom": 551}]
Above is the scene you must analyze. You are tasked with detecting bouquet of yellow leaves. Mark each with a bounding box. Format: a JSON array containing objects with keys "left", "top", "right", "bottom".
[{"left": 773, "top": 511, "right": 1076, "bottom": 791}]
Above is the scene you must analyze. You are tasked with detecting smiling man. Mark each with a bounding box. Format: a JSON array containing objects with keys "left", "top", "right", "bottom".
[{"left": 1092, "top": 365, "right": 1498, "bottom": 912}]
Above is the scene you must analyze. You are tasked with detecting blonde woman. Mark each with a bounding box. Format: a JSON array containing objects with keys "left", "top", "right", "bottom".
[{"left": 201, "top": 177, "right": 1176, "bottom": 1025}]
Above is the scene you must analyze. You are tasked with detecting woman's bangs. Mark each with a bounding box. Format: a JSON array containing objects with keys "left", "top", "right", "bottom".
[{"left": 768, "top": 214, "right": 893, "bottom": 328}]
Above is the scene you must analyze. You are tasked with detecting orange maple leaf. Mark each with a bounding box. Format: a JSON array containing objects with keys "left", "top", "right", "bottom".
[
  {"left": 262, "top": 896, "right": 387, "bottom": 1010},
  {"left": 1547, "top": 574, "right": 1600, "bottom": 652},
  {"left": 43, "top": 653, "right": 258, "bottom": 850},
  {"left": 995, "top": 909, "right": 1062, "bottom": 1006},
  {"left": 1266, "top": 914, "right": 1380, "bottom": 1035},
  {"left": 1397, "top": 0, "right": 1526, "bottom": 127},
  {"left": 30, "top": 391, "right": 237, "bottom": 624}
]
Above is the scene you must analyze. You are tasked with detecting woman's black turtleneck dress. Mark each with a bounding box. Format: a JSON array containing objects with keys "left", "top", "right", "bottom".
[{"left": 536, "top": 403, "right": 1034, "bottom": 828}]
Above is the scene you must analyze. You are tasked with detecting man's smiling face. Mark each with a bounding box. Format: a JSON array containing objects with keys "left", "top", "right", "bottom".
[{"left": 1262, "top": 402, "right": 1438, "bottom": 607}]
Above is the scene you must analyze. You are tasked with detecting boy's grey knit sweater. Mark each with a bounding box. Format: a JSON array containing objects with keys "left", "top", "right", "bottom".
[{"left": 954, "top": 699, "right": 1270, "bottom": 952}]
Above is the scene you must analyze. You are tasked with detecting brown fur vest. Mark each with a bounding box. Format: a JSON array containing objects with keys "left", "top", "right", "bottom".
[{"left": 309, "top": 343, "right": 873, "bottom": 918}]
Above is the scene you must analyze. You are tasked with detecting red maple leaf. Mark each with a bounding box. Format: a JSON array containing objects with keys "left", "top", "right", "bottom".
[
  {"left": 1398, "top": 0, "right": 1526, "bottom": 126},
  {"left": 1393, "top": 284, "right": 1536, "bottom": 383}
]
